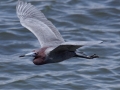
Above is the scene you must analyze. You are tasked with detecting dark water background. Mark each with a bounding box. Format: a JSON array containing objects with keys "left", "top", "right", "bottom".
[{"left": 0, "top": 0, "right": 120, "bottom": 90}]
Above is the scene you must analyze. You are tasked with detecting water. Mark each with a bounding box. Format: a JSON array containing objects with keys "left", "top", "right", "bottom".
[{"left": 0, "top": 0, "right": 120, "bottom": 90}]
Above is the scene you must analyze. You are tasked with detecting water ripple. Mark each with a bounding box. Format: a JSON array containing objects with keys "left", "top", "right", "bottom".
[{"left": 0, "top": 0, "right": 120, "bottom": 89}]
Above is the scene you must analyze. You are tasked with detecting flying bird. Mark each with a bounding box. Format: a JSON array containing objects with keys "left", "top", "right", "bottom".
[{"left": 17, "top": 0, "right": 102, "bottom": 65}]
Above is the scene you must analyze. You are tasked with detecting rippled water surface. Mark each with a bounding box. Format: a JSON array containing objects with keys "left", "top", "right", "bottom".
[{"left": 0, "top": 0, "right": 120, "bottom": 90}]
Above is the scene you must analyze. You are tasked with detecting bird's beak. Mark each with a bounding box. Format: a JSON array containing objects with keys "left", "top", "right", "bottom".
[{"left": 19, "top": 52, "right": 36, "bottom": 57}]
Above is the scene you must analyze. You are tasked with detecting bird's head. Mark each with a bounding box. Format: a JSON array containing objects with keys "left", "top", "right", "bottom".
[
  {"left": 33, "top": 49, "right": 47, "bottom": 65},
  {"left": 19, "top": 48, "right": 47, "bottom": 65}
]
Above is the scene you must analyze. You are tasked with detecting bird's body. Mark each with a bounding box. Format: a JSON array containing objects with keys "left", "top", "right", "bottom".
[
  {"left": 17, "top": 0, "right": 102, "bottom": 65},
  {"left": 33, "top": 47, "right": 76, "bottom": 65}
]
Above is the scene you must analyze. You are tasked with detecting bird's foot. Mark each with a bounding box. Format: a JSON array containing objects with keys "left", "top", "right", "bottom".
[
  {"left": 86, "top": 54, "right": 99, "bottom": 59},
  {"left": 76, "top": 52, "right": 99, "bottom": 59}
]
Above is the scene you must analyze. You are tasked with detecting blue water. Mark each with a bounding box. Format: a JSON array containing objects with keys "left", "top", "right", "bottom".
[{"left": 0, "top": 0, "right": 120, "bottom": 90}]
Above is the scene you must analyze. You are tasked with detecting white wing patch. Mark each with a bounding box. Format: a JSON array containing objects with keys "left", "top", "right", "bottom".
[
  {"left": 21, "top": 18, "right": 61, "bottom": 47},
  {"left": 16, "top": 0, "right": 64, "bottom": 47},
  {"left": 61, "top": 41, "right": 103, "bottom": 46}
]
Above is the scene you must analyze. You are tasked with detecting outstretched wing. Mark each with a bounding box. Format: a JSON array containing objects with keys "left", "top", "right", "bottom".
[
  {"left": 16, "top": 0, "right": 64, "bottom": 47},
  {"left": 50, "top": 41, "right": 103, "bottom": 52}
]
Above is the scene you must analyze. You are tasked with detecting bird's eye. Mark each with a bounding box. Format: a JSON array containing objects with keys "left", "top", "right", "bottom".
[{"left": 35, "top": 53, "right": 37, "bottom": 55}]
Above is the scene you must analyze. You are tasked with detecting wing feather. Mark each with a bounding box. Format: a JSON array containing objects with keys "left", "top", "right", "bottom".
[
  {"left": 50, "top": 41, "right": 103, "bottom": 52},
  {"left": 16, "top": 0, "right": 64, "bottom": 47}
]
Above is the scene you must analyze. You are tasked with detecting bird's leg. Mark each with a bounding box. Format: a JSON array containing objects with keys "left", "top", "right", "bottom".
[{"left": 75, "top": 51, "right": 99, "bottom": 59}]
